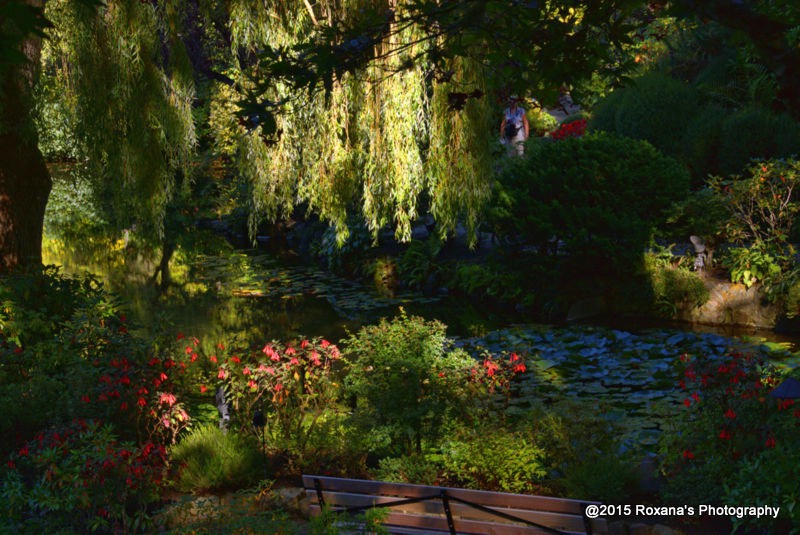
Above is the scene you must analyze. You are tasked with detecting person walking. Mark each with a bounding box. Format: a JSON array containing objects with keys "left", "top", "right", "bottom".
[{"left": 500, "top": 95, "right": 529, "bottom": 156}]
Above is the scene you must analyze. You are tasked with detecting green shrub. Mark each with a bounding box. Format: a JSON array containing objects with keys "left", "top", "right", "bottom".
[
  {"left": 644, "top": 249, "right": 709, "bottom": 317},
  {"left": 342, "top": 311, "right": 482, "bottom": 457},
  {"left": 662, "top": 188, "right": 729, "bottom": 254},
  {"left": 521, "top": 401, "right": 637, "bottom": 502},
  {"left": 170, "top": 424, "right": 263, "bottom": 493},
  {"left": 438, "top": 424, "right": 547, "bottom": 494},
  {"left": 493, "top": 132, "right": 690, "bottom": 273},
  {"left": 527, "top": 107, "right": 559, "bottom": 137},
  {"left": 375, "top": 455, "right": 441, "bottom": 485},
  {"left": 559, "top": 455, "right": 639, "bottom": 504},
  {"left": 589, "top": 72, "right": 701, "bottom": 159},
  {"left": 717, "top": 107, "right": 800, "bottom": 176},
  {"left": 681, "top": 104, "right": 728, "bottom": 185},
  {"left": 397, "top": 236, "right": 443, "bottom": 291},
  {"left": 450, "top": 263, "right": 526, "bottom": 304},
  {"left": 723, "top": 445, "right": 800, "bottom": 533},
  {"left": 710, "top": 159, "right": 800, "bottom": 296}
]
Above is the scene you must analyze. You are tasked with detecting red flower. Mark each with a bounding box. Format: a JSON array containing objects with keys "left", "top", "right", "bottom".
[
  {"left": 301, "top": 339, "right": 310, "bottom": 349},
  {"left": 243, "top": 366, "right": 251, "bottom": 375},
  {"left": 719, "top": 429, "right": 731, "bottom": 440},
  {"left": 200, "top": 384, "right": 208, "bottom": 393},
  {"left": 513, "top": 363, "right": 526, "bottom": 373},
  {"left": 683, "top": 398, "right": 691, "bottom": 407},
  {"left": 137, "top": 397, "right": 147, "bottom": 407},
  {"left": 230, "top": 356, "right": 241, "bottom": 364},
  {"left": 209, "top": 355, "right": 218, "bottom": 363},
  {"left": 176, "top": 332, "right": 185, "bottom": 340},
  {"left": 724, "top": 408, "right": 736, "bottom": 419},
  {"left": 682, "top": 449, "right": 694, "bottom": 459},
  {"left": 185, "top": 346, "right": 193, "bottom": 354},
  {"left": 765, "top": 436, "right": 776, "bottom": 448}
]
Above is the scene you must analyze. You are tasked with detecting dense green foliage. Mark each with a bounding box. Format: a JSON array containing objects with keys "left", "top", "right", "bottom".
[
  {"left": 342, "top": 312, "right": 481, "bottom": 457},
  {"left": 708, "top": 159, "right": 800, "bottom": 298},
  {"left": 493, "top": 132, "right": 690, "bottom": 272},
  {"left": 591, "top": 72, "right": 700, "bottom": 159}
]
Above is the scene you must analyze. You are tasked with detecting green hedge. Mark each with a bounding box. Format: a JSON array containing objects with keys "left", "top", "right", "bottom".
[{"left": 493, "top": 132, "right": 690, "bottom": 272}]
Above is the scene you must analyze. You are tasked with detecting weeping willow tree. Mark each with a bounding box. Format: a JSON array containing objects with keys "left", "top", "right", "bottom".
[
  {"left": 219, "top": 0, "right": 496, "bottom": 246},
  {"left": 45, "top": 1, "right": 195, "bottom": 263},
  {"left": 1, "top": 0, "right": 195, "bottom": 276},
  {"left": 1, "top": 0, "right": 645, "bottom": 274}
]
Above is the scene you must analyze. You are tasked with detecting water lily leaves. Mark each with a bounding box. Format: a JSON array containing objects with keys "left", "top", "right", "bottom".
[
  {"left": 458, "top": 324, "right": 793, "bottom": 451},
  {"left": 191, "top": 252, "right": 442, "bottom": 318}
]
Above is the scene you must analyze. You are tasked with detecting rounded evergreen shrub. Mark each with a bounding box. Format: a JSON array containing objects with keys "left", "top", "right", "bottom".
[
  {"left": 493, "top": 132, "right": 690, "bottom": 272},
  {"left": 681, "top": 104, "right": 728, "bottom": 185},
  {"left": 589, "top": 72, "right": 701, "bottom": 159},
  {"left": 717, "top": 107, "right": 800, "bottom": 176}
]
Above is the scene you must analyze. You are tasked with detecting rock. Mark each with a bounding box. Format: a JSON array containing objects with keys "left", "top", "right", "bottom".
[
  {"left": 275, "top": 486, "right": 309, "bottom": 517},
  {"left": 680, "top": 277, "right": 780, "bottom": 328},
  {"left": 411, "top": 225, "right": 430, "bottom": 240},
  {"left": 566, "top": 297, "right": 607, "bottom": 322}
]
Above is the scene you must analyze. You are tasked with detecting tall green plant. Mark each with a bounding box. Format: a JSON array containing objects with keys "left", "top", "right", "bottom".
[{"left": 493, "top": 132, "right": 690, "bottom": 273}]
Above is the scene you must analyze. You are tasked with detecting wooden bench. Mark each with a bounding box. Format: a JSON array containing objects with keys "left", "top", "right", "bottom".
[{"left": 303, "top": 475, "right": 608, "bottom": 535}]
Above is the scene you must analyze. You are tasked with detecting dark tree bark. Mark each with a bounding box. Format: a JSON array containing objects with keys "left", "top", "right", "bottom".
[{"left": 0, "top": 1, "right": 51, "bottom": 274}]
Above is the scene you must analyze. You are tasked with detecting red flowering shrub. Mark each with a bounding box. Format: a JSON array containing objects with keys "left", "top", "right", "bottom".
[
  {"left": 210, "top": 337, "right": 342, "bottom": 451},
  {"left": 81, "top": 344, "right": 192, "bottom": 447},
  {"left": 660, "top": 350, "right": 800, "bottom": 506},
  {"left": 1, "top": 419, "right": 166, "bottom": 533},
  {"left": 549, "top": 118, "right": 587, "bottom": 140}
]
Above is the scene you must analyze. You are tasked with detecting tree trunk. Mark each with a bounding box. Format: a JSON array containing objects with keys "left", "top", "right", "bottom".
[{"left": 0, "top": 2, "right": 51, "bottom": 274}]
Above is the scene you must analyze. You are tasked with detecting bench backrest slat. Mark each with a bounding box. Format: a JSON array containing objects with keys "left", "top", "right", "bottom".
[
  {"left": 307, "top": 491, "right": 597, "bottom": 533},
  {"left": 302, "top": 475, "right": 607, "bottom": 535},
  {"left": 302, "top": 475, "right": 597, "bottom": 514}
]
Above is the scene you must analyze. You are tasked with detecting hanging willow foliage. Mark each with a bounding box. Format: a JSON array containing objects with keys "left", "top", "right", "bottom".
[
  {"left": 224, "top": 0, "right": 493, "bottom": 245},
  {"left": 44, "top": 0, "right": 196, "bottom": 238}
]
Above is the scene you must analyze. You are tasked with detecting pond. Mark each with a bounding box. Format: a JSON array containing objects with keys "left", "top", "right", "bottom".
[{"left": 44, "top": 232, "right": 800, "bottom": 453}]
